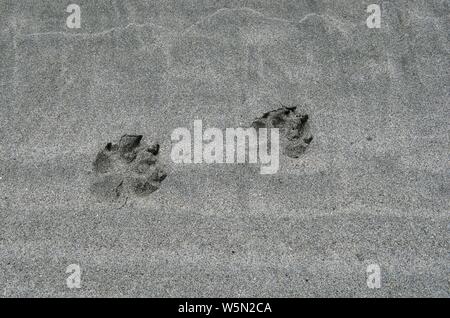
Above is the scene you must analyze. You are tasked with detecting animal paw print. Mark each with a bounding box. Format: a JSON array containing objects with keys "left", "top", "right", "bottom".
[
  {"left": 252, "top": 105, "right": 313, "bottom": 158},
  {"left": 91, "top": 135, "right": 167, "bottom": 200}
]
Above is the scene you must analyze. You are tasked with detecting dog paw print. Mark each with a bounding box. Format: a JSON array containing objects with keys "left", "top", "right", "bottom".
[
  {"left": 90, "top": 135, "right": 167, "bottom": 201},
  {"left": 251, "top": 105, "right": 313, "bottom": 158}
]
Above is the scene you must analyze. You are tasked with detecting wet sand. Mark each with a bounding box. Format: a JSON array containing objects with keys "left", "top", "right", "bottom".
[{"left": 0, "top": 1, "right": 448, "bottom": 297}]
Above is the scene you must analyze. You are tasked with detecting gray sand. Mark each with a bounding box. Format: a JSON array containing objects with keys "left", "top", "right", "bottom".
[{"left": 0, "top": 0, "right": 449, "bottom": 297}]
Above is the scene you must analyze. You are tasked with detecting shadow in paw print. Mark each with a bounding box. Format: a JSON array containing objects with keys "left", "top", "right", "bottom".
[
  {"left": 251, "top": 105, "right": 313, "bottom": 158},
  {"left": 91, "top": 135, "right": 167, "bottom": 201}
]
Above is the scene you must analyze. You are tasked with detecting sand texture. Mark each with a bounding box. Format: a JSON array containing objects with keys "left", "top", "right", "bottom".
[{"left": 0, "top": 0, "right": 449, "bottom": 297}]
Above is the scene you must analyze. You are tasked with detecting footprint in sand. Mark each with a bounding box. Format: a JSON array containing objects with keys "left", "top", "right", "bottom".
[
  {"left": 251, "top": 105, "right": 314, "bottom": 158},
  {"left": 90, "top": 135, "right": 167, "bottom": 201}
]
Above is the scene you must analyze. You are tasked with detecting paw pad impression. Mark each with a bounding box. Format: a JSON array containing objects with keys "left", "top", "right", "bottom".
[
  {"left": 91, "top": 135, "right": 167, "bottom": 200},
  {"left": 251, "top": 106, "right": 313, "bottom": 158}
]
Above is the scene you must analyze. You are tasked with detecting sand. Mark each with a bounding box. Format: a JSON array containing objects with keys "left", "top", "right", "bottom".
[{"left": 0, "top": 0, "right": 448, "bottom": 297}]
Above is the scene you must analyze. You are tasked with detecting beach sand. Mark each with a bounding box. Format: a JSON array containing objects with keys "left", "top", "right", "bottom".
[{"left": 0, "top": 0, "right": 448, "bottom": 297}]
